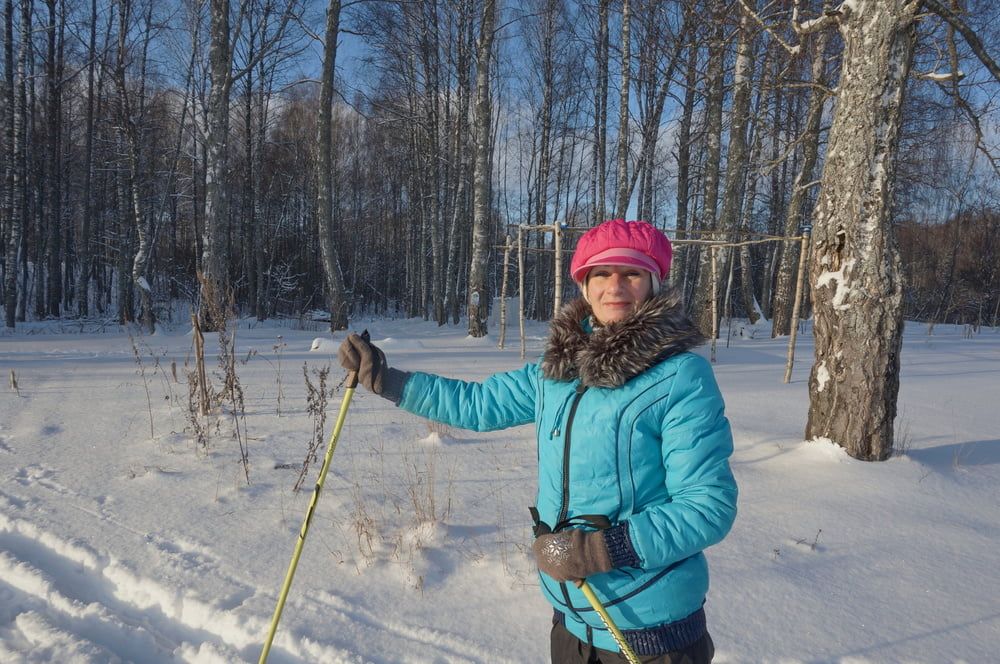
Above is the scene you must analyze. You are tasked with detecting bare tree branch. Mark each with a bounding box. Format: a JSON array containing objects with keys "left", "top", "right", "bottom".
[
  {"left": 737, "top": 0, "right": 800, "bottom": 55},
  {"left": 791, "top": 0, "right": 844, "bottom": 36},
  {"left": 915, "top": 69, "right": 965, "bottom": 81},
  {"left": 935, "top": 81, "right": 1000, "bottom": 180},
  {"left": 922, "top": 0, "right": 1000, "bottom": 84}
]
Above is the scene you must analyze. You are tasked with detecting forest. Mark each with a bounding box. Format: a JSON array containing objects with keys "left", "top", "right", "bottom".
[{"left": 1, "top": 0, "right": 998, "bottom": 337}]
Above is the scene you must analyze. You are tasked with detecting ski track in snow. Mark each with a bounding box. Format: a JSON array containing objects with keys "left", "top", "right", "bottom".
[{"left": 0, "top": 467, "right": 513, "bottom": 663}]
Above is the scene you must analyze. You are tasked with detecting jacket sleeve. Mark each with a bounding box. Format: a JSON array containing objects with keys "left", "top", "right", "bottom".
[
  {"left": 613, "top": 354, "right": 738, "bottom": 569},
  {"left": 396, "top": 364, "right": 538, "bottom": 432}
]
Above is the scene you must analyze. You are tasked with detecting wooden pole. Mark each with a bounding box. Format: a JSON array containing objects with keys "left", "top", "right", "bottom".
[
  {"left": 723, "top": 247, "right": 735, "bottom": 348},
  {"left": 518, "top": 226, "right": 526, "bottom": 360},
  {"left": 710, "top": 245, "right": 718, "bottom": 363},
  {"left": 784, "top": 229, "right": 811, "bottom": 383},
  {"left": 498, "top": 235, "right": 511, "bottom": 349},
  {"left": 553, "top": 221, "right": 563, "bottom": 316},
  {"left": 191, "top": 313, "right": 210, "bottom": 416}
]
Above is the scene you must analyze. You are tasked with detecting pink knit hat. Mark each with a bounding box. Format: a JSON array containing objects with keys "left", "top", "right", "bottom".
[{"left": 570, "top": 219, "right": 673, "bottom": 285}]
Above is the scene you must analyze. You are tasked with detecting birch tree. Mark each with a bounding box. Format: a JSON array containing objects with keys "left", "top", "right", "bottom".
[
  {"left": 803, "top": 1, "right": 919, "bottom": 460},
  {"left": 4, "top": 0, "right": 28, "bottom": 328},
  {"left": 671, "top": 23, "right": 699, "bottom": 291},
  {"left": 114, "top": 0, "right": 156, "bottom": 332},
  {"left": 2, "top": 0, "right": 15, "bottom": 327},
  {"left": 772, "top": 24, "right": 830, "bottom": 337},
  {"left": 716, "top": 2, "right": 757, "bottom": 321},
  {"left": 590, "top": 0, "right": 610, "bottom": 224},
  {"left": 199, "top": 0, "right": 294, "bottom": 329},
  {"left": 612, "top": 0, "right": 631, "bottom": 218},
  {"left": 78, "top": 0, "right": 98, "bottom": 317},
  {"left": 691, "top": 3, "right": 727, "bottom": 334},
  {"left": 315, "top": 0, "right": 348, "bottom": 330},
  {"left": 43, "top": 0, "right": 64, "bottom": 317},
  {"left": 467, "top": 0, "right": 496, "bottom": 338}
]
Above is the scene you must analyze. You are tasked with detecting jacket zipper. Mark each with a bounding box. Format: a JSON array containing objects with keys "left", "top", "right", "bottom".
[
  {"left": 557, "top": 383, "right": 588, "bottom": 618},
  {"left": 556, "top": 383, "right": 587, "bottom": 526}
]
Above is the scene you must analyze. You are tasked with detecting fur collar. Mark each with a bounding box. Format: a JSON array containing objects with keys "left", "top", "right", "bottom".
[{"left": 540, "top": 288, "right": 705, "bottom": 388}]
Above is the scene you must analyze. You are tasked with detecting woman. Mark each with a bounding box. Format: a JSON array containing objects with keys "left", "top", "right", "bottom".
[{"left": 338, "top": 219, "right": 737, "bottom": 664}]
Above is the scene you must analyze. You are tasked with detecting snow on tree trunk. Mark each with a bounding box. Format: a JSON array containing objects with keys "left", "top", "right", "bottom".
[
  {"left": 806, "top": 0, "right": 918, "bottom": 461},
  {"left": 467, "top": 0, "right": 496, "bottom": 338}
]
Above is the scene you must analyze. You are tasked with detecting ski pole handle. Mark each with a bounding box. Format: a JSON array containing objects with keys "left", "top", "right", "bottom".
[
  {"left": 346, "top": 369, "right": 358, "bottom": 389},
  {"left": 578, "top": 580, "right": 642, "bottom": 664}
]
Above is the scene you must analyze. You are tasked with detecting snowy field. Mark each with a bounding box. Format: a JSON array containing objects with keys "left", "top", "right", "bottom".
[{"left": 1, "top": 310, "right": 998, "bottom": 663}]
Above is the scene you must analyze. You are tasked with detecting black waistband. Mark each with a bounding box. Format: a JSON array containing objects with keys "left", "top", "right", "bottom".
[{"left": 554, "top": 606, "right": 706, "bottom": 656}]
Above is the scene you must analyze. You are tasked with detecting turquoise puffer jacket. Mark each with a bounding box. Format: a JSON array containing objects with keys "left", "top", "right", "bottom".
[{"left": 396, "top": 292, "right": 737, "bottom": 653}]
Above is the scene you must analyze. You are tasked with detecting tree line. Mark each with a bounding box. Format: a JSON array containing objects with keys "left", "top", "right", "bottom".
[
  {"left": 1, "top": 0, "right": 997, "bottom": 332},
  {"left": 2, "top": 0, "right": 999, "bottom": 457}
]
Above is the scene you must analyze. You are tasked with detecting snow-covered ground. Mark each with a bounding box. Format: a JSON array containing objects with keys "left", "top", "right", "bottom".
[{"left": 1, "top": 311, "right": 998, "bottom": 663}]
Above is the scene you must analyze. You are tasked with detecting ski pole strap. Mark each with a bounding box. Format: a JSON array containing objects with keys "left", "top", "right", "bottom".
[{"left": 529, "top": 507, "right": 611, "bottom": 537}]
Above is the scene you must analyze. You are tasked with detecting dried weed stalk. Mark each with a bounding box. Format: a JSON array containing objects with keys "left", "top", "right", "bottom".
[{"left": 294, "top": 363, "right": 331, "bottom": 491}]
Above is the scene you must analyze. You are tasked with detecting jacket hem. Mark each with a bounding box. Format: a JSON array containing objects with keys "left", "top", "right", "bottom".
[{"left": 555, "top": 606, "right": 707, "bottom": 656}]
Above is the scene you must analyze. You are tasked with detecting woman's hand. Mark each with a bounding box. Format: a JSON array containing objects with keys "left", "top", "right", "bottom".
[
  {"left": 532, "top": 529, "right": 613, "bottom": 582},
  {"left": 337, "top": 333, "right": 389, "bottom": 394}
]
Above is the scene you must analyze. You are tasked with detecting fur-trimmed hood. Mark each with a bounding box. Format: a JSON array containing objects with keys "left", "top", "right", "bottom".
[{"left": 540, "top": 288, "right": 705, "bottom": 388}]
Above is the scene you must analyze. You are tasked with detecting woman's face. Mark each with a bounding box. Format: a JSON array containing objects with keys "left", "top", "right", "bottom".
[{"left": 585, "top": 265, "right": 653, "bottom": 325}]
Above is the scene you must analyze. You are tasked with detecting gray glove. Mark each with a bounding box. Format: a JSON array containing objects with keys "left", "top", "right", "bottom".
[
  {"left": 337, "top": 333, "right": 410, "bottom": 403},
  {"left": 532, "top": 529, "right": 613, "bottom": 583}
]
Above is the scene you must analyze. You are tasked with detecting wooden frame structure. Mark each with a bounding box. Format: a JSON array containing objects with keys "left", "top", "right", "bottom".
[{"left": 497, "top": 224, "right": 812, "bottom": 383}]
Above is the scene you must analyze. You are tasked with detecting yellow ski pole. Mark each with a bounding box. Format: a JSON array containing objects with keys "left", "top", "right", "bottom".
[
  {"left": 259, "top": 369, "right": 359, "bottom": 664},
  {"left": 578, "top": 580, "right": 642, "bottom": 664}
]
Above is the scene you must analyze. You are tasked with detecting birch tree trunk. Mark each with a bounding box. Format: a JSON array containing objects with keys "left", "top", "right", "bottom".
[
  {"left": 4, "top": 0, "right": 28, "bottom": 328},
  {"left": 772, "top": 28, "right": 830, "bottom": 337},
  {"left": 612, "top": 0, "right": 631, "bottom": 218},
  {"left": 692, "top": 8, "right": 726, "bottom": 334},
  {"left": 315, "top": 0, "right": 348, "bottom": 330},
  {"left": 715, "top": 4, "right": 755, "bottom": 320},
  {"left": 115, "top": 0, "right": 155, "bottom": 333},
  {"left": 2, "top": 0, "right": 14, "bottom": 327},
  {"left": 467, "top": 0, "right": 496, "bottom": 338},
  {"left": 417, "top": 2, "right": 445, "bottom": 325},
  {"left": 591, "top": 0, "right": 610, "bottom": 224},
  {"left": 445, "top": 2, "right": 472, "bottom": 325},
  {"left": 44, "top": 0, "right": 62, "bottom": 317},
  {"left": 671, "top": 26, "right": 697, "bottom": 291},
  {"left": 805, "top": 0, "right": 918, "bottom": 461},
  {"left": 77, "top": 0, "right": 98, "bottom": 317},
  {"left": 200, "top": 0, "right": 232, "bottom": 330},
  {"left": 535, "top": 0, "right": 555, "bottom": 235}
]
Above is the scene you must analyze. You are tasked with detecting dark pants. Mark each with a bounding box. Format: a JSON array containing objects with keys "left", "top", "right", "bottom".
[{"left": 550, "top": 621, "right": 715, "bottom": 664}]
